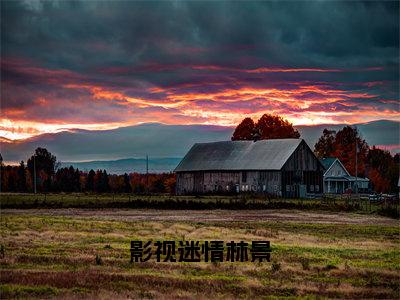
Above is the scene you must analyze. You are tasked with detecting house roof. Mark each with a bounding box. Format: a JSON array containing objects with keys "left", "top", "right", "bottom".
[
  {"left": 324, "top": 175, "right": 369, "bottom": 182},
  {"left": 320, "top": 157, "right": 336, "bottom": 170},
  {"left": 320, "top": 157, "right": 351, "bottom": 177},
  {"left": 174, "top": 139, "right": 303, "bottom": 172}
]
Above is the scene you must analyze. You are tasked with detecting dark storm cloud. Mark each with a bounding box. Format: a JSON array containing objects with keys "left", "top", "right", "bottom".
[
  {"left": 1, "top": 0, "right": 399, "bottom": 140},
  {"left": 3, "top": 1, "right": 398, "bottom": 70}
]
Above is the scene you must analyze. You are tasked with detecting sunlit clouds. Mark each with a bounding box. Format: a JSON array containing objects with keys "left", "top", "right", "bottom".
[
  {"left": 1, "top": 1, "right": 399, "bottom": 140},
  {"left": 1, "top": 58, "right": 400, "bottom": 140}
]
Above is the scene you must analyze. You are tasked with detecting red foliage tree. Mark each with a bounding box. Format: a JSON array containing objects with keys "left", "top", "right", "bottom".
[
  {"left": 256, "top": 114, "right": 300, "bottom": 140},
  {"left": 314, "top": 129, "right": 336, "bottom": 158},
  {"left": 231, "top": 114, "right": 299, "bottom": 141},
  {"left": 231, "top": 117, "right": 255, "bottom": 140},
  {"left": 333, "top": 126, "right": 368, "bottom": 177}
]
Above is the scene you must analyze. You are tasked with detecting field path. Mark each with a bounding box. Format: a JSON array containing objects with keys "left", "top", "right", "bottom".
[{"left": 2, "top": 209, "right": 398, "bottom": 225}]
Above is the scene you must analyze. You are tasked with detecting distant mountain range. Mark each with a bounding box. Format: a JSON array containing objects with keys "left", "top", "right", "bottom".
[
  {"left": 1, "top": 120, "right": 398, "bottom": 174},
  {"left": 60, "top": 157, "right": 182, "bottom": 174}
]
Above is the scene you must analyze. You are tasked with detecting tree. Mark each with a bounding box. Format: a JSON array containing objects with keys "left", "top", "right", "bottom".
[
  {"left": 95, "top": 170, "right": 110, "bottom": 193},
  {"left": 333, "top": 126, "right": 368, "bottom": 177},
  {"left": 314, "top": 129, "right": 336, "bottom": 158},
  {"left": 86, "top": 169, "right": 95, "bottom": 192},
  {"left": 17, "top": 161, "right": 27, "bottom": 192},
  {"left": 27, "top": 148, "right": 57, "bottom": 192},
  {"left": 231, "top": 114, "right": 300, "bottom": 141},
  {"left": 367, "top": 146, "right": 399, "bottom": 193},
  {"left": 123, "top": 173, "right": 132, "bottom": 193},
  {"left": 256, "top": 114, "right": 300, "bottom": 140},
  {"left": 231, "top": 117, "right": 255, "bottom": 140}
]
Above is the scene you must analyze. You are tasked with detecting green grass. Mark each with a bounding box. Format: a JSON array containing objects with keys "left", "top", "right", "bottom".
[{"left": 2, "top": 192, "right": 391, "bottom": 212}]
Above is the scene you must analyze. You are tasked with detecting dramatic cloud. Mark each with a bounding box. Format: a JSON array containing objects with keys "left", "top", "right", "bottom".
[{"left": 1, "top": 1, "right": 399, "bottom": 140}]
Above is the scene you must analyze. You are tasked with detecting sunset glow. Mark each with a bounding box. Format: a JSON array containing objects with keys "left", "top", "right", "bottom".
[{"left": 1, "top": 1, "right": 399, "bottom": 141}]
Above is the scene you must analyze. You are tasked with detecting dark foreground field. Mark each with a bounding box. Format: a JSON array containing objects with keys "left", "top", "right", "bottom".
[{"left": 1, "top": 208, "right": 399, "bottom": 299}]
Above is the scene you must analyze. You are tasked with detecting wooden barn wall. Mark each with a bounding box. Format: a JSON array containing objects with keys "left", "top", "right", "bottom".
[
  {"left": 176, "top": 141, "right": 324, "bottom": 197},
  {"left": 177, "top": 170, "right": 281, "bottom": 195},
  {"left": 281, "top": 141, "right": 324, "bottom": 197}
]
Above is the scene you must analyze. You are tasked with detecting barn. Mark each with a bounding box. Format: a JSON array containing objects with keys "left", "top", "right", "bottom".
[{"left": 174, "top": 139, "right": 325, "bottom": 198}]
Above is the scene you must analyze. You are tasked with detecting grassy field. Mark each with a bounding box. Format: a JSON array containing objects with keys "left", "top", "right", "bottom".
[
  {"left": 2, "top": 193, "right": 396, "bottom": 213},
  {"left": 1, "top": 207, "right": 399, "bottom": 299}
]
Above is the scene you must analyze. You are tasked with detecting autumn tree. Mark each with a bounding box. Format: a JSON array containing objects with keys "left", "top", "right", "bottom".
[
  {"left": 231, "top": 114, "right": 300, "bottom": 141},
  {"left": 367, "top": 147, "right": 399, "bottom": 193},
  {"left": 333, "top": 126, "right": 368, "bottom": 177},
  {"left": 231, "top": 117, "right": 255, "bottom": 140},
  {"left": 95, "top": 170, "right": 110, "bottom": 193},
  {"left": 314, "top": 129, "right": 336, "bottom": 158},
  {"left": 86, "top": 169, "right": 95, "bottom": 192},
  {"left": 123, "top": 173, "right": 132, "bottom": 193},
  {"left": 256, "top": 114, "right": 300, "bottom": 140},
  {"left": 17, "top": 161, "right": 27, "bottom": 192},
  {"left": 27, "top": 148, "right": 57, "bottom": 192}
]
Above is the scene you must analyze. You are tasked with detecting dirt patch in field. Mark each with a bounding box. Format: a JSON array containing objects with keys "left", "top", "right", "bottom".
[{"left": 2, "top": 209, "right": 398, "bottom": 225}]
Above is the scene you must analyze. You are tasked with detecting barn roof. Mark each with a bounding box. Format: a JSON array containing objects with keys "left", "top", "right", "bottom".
[{"left": 174, "top": 139, "right": 303, "bottom": 172}]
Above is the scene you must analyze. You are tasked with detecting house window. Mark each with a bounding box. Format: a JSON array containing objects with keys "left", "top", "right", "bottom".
[
  {"left": 315, "top": 185, "right": 319, "bottom": 192},
  {"left": 286, "top": 185, "right": 290, "bottom": 192},
  {"left": 263, "top": 185, "right": 266, "bottom": 191},
  {"left": 226, "top": 185, "right": 230, "bottom": 191},
  {"left": 310, "top": 185, "right": 314, "bottom": 192},
  {"left": 242, "top": 172, "right": 247, "bottom": 183}
]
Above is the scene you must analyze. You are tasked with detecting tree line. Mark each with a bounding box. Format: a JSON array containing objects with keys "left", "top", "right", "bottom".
[
  {"left": 233, "top": 114, "right": 399, "bottom": 193},
  {"left": 0, "top": 148, "right": 176, "bottom": 194},
  {"left": 1, "top": 114, "right": 398, "bottom": 194}
]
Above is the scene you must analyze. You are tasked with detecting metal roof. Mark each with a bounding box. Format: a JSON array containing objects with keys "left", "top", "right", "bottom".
[{"left": 174, "top": 139, "right": 303, "bottom": 172}]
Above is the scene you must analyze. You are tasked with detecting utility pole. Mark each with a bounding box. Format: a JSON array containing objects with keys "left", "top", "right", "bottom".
[
  {"left": 33, "top": 154, "right": 37, "bottom": 194},
  {"left": 146, "top": 154, "right": 149, "bottom": 192},
  {"left": 354, "top": 127, "right": 358, "bottom": 197}
]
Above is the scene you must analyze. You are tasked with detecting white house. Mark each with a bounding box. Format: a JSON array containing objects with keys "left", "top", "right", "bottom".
[{"left": 320, "top": 158, "right": 369, "bottom": 194}]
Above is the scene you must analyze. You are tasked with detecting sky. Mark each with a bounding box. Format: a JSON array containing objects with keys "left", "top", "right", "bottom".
[{"left": 1, "top": 0, "right": 399, "bottom": 141}]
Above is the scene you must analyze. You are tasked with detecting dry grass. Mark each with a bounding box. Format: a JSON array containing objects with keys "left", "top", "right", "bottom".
[{"left": 1, "top": 209, "right": 399, "bottom": 299}]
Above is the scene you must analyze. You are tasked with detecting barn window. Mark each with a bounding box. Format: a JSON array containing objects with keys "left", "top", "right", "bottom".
[{"left": 242, "top": 172, "right": 247, "bottom": 183}]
